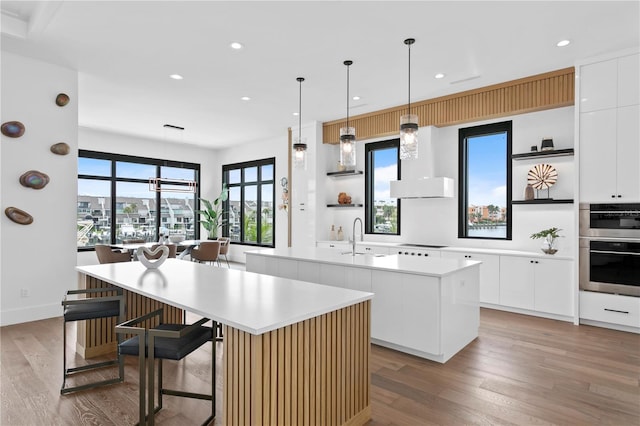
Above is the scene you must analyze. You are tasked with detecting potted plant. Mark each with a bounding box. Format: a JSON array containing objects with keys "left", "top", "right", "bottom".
[
  {"left": 530, "top": 227, "right": 562, "bottom": 254},
  {"left": 197, "top": 184, "right": 229, "bottom": 240}
]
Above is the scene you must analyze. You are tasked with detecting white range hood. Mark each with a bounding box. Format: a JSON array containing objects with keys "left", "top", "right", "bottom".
[{"left": 390, "top": 177, "right": 454, "bottom": 199}]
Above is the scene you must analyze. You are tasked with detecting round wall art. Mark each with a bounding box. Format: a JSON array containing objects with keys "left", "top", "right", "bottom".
[
  {"left": 20, "top": 170, "right": 50, "bottom": 190},
  {"left": 527, "top": 163, "right": 558, "bottom": 190},
  {"left": 50, "top": 142, "right": 70, "bottom": 155},
  {"left": 1, "top": 121, "right": 25, "bottom": 138}
]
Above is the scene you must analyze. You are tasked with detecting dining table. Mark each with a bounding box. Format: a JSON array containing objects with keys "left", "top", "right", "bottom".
[{"left": 111, "top": 239, "right": 203, "bottom": 260}]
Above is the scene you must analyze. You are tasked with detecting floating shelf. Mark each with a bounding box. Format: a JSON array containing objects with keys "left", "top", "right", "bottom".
[
  {"left": 512, "top": 148, "right": 574, "bottom": 160},
  {"left": 512, "top": 199, "right": 574, "bottom": 204},
  {"left": 326, "top": 203, "right": 363, "bottom": 208},
  {"left": 326, "top": 170, "right": 363, "bottom": 177}
]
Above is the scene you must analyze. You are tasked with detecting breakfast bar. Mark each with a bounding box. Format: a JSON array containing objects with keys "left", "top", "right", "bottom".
[{"left": 76, "top": 259, "right": 374, "bottom": 425}]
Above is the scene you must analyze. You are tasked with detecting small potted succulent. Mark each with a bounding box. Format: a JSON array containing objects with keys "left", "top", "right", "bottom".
[{"left": 530, "top": 227, "right": 562, "bottom": 254}]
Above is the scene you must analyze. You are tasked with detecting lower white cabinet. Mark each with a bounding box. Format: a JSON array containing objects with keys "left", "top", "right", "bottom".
[
  {"left": 441, "top": 251, "right": 500, "bottom": 305},
  {"left": 499, "top": 256, "right": 573, "bottom": 317},
  {"left": 580, "top": 291, "right": 640, "bottom": 329}
]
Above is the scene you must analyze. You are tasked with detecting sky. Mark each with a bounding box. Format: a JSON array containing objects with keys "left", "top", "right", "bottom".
[{"left": 467, "top": 132, "right": 507, "bottom": 207}]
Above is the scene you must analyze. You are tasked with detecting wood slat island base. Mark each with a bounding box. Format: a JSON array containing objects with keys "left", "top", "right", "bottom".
[{"left": 224, "top": 301, "right": 371, "bottom": 426}]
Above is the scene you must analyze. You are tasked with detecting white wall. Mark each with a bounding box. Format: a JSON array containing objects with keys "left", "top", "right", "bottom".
[
  {"left": 1, "top": 53, "right": 78, "bottom": 326},
  {"left": 76, "top": 127, "right": 219, "bottom": 266},
  {"left": 316, "top": 106, "right": 576, "bottom": 254}
]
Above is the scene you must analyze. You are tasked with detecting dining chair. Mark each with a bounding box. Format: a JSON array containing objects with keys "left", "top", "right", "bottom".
[
  {"left": 190, "top": 241, "right": 221, "bottom": 266},
  {"left": 116, "top": 308, "right": 215, "bottom": 426},
  {"left": 95, "top": 244, "right": 131, "bottom": 264},
  {"left": 61, "top": 287, "right": 125, "bottom": 394},
  {"left": 217, "top": 237, "right": 230, "bottom": 268}
]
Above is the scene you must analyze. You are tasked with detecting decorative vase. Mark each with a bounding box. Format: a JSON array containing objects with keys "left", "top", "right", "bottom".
[
  {"left": 541, "top": 236, "right": 558, "bottom": 255},
  {"left": 524, "top": 184, "right": 535, "bottom": 201},
  {"left": 329, "top": 225, "right": 336, "bottom": 241},
  {"left": 337, "top": 226, "right": 344, "bottom": 241}
]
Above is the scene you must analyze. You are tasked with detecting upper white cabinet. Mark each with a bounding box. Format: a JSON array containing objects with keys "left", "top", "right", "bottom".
[{"left": 579, "top": 52, "right": 640, "bottom": 203}]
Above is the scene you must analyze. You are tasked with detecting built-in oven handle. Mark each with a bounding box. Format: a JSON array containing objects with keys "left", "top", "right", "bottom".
[
  {"left": 590, "top": 250, "right": 640, "bottom": 256},
  {"left": 589, "top": 210, "right": 640, "bottom": 214},
  {"left": 604, "top": 308, "right": 630, "bottom": 314}
]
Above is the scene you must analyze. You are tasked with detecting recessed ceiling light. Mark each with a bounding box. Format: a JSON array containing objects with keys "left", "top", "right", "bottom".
[
  {"left": 241, "top": 96, "right": 251, "bottom": 101},
  {"left": 352, "top": 96, "right": 361, "bottom": 101},
  {"left": 434, "top": 73, "right": 445, "bottom": 79},
  {"left": 169, "top": 74, "right": 183, "bottom": 80},
  {"left": 293, "top": 112, "right": 299, "bottom": 116},
  {"left": 556, "top": 40, "right": 571, "bottom": 47},
  {"left": 230, "top": 42, "right": 244, "bottom": 50}
]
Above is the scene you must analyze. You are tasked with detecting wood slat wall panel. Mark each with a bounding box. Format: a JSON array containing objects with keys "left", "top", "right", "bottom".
[
  {"left": 77, "top": 274, "right": 183, "bottom": 359},
  {"left": 323, "top": 67, "right": 574, "bottom": 144},
  {"left": 223, "top": 301, "right": 371, "bottom": 426}
]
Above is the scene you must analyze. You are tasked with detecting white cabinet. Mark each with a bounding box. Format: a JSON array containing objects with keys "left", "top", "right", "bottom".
[
  {"left": 580, "top": 291, "right": 640, "bottom": 329},
  {"left": 618, "top": 54, "right": 640, "bottom": 107},
  {"left": 579, "top": 109, "right": 618, "bottom": 201},
  {"left": 441, "top": 251, "right": 500, "bottom": 305},
  {"left": 345, "top": 267, "right": 372, "bottom": 292},
  {"left": 580, "top": 59, "right": 618, "bottom": 112},
  {"left": 371, "top": 271, "right": 404, "bottom": 345},
  {"left": 316, "top": 241, "right": 349, "bottom": 250},
  {"left": 616, "top": 105, "right": 640, "bottom": 201},
  {"left": 319, "top": 264, "right": 346, "bottom": 288},
  {"left": 358, "top": 243, "right": 390, "bottom": 255},
  {"left": 499, "top": 256, "right": 573, "bottom": 316}
]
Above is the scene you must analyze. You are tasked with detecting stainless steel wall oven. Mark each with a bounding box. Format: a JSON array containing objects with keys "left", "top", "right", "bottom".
[{"left": 579, "top": 203, "right": 640, "bottom": 297}]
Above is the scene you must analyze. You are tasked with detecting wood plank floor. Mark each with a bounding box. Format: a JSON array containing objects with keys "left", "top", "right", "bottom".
[{"left": 1, "top": 308, "right": 638, "bottom": 425}]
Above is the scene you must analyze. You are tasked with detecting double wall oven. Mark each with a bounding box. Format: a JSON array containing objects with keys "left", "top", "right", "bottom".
[{"left": 579, "top": 203, "right": 640, "bottom": 297}]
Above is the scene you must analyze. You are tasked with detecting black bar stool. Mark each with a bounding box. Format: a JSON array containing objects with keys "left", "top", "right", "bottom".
[
  {"left": 61, "top": 287, "right": 125, "bottom": 394},
  {"left": 116, "top": 308, "right": 215, "bottom": 426}
]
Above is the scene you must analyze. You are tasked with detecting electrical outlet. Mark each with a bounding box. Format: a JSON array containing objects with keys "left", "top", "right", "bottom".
[{"left": 20, "top": 288, "right": 29, "bottom": 298}]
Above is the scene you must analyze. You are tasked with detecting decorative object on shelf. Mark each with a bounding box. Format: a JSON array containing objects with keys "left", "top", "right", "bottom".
[
  {"left": 329, "top": 224, "right": 336, "bottom": 241},
  {"left": 1, "top": 121, "right": 25, "bottom": 138},
  {"left": 278, "top": 177, "right": 289, "bottom": 212},
  {"left": 530, "top": 145, "right": 538, "bottom": 152},
  {"left": 197, "top": 184, "right": 229, "bottom": 239},
  {"left": 136, "top": 245, "right": 169, "bottom": 269},
  {"left": 337, "top": 226, "right": 344, "bottom": 241},
  {"left": 5, "top": 206, "right": 33, "bottom": 225},
  {"left": 530, "top": 227, "right": 562, "bottom": 255},
  {"left": 55, "top": 93, "right": 70, "bottom": 107},
  {"left": 527, "top": 163, "right": 557, "bottom": 199},
  {"left": 337, "top": 162, "right": 347, "bottom": 172},
  {"left": 339, "top": 60, "right": 356, "bottom": 169},
  {"left": 50, "top": 142, "right": 70, "bottom": 155},
  {"left": 399, "top": 38, "right": 418, "bottom": 160},
  {"left": 293, "top": 77, "right": 307, "bottom": 169},
  {"left": 524, "top": 184, "right": 535, "bottom": 201},
  {"left": 540, "top": 137, "right": 554, "bottom": 151},
  {"left": 19, "top": 170, "right": 50, "bottom": 190},
  {"left": 338, "top": 192, "right": 352, "bottom": 205}
]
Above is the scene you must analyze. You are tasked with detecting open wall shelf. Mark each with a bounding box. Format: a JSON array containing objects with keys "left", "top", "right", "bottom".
[
  {"left": 512, "top": 148, "right": 574, "bottom": 160},
  {"left": 512, "top": 199, "right": 574, "bottom": 204},
  {"left": 327, "top": 170, "right": 363, "bottom": 177},
  {"left": 326, "top": 204, "right": 363, "bottom": 208}
]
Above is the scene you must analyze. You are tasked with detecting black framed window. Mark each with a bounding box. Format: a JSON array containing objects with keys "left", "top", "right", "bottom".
[
  {"left": 458, "top": 121, "right": 512, "bottom": 240},
  {"left": 78, "top": 150, "right": 200, "bottom": 250},
  {"left": 365, "top": 139, "right": 401, "bottom": 235},
  {"left": 222, "top": 158, "right": 275, "bottom": 247}
]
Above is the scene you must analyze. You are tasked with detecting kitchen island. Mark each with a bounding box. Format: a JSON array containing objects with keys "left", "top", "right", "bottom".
[
  {"left": 246, "top": 247, "right": 481, "bottom": 363},
  {"left": 77, "top": 259, "right": 373, "bottom": 425}
]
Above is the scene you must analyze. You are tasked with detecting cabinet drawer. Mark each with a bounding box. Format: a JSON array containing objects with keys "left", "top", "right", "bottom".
[{"left": 580, "top": 291, "right": 640, "bottom": 328}]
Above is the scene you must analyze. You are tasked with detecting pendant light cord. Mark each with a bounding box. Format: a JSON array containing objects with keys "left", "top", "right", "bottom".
[
  {"left": 407, "top": 41, "right": 411, "bottom": 115},
  {"left": 346, "top": 63, "right": 350, "bottom": 129},
  {"left": 297, "top": 77, "right": 304, "bottom": 143}
]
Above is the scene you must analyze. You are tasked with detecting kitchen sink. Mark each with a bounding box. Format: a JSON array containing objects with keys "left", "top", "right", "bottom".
[{"left": 340, "top": 251, "right": 386, "bottom": 257}]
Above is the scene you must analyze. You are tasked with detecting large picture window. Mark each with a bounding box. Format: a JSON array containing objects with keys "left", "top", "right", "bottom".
[
  {"left": 223, "top": 158, "right": 275, "bottom": 247},
  {"left": 78, "top": 150, "right": 200, "bottom": 250},
  {"left": 365, "top": 139, "right": 401, "bottom": 235},
  {"left": 458, "top": 121, "right": 512, "bottom": 240}
]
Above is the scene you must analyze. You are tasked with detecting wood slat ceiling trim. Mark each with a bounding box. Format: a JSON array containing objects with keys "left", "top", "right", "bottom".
[{"left": 322, "top": 67, "right": 575, "bottom": 144}]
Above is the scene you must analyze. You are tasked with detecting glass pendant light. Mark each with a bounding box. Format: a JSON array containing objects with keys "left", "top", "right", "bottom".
[
  {"left": 400, "top": 38, "right": 418, "bottom": 160},
  {"left": 293, "top": 77, "right": 307, "bottom": 169},
  {"left": 339, "top": 60, "right": 356, "bottom": 169}
]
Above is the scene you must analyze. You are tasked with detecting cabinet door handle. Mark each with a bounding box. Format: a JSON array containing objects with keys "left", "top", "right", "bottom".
[
  {"left": 604, "top": 308, "right": 629, "bottom": 314},
  {"left": 611, "top": 194, "right": 616, "bottom": 198},
  {"left": 617, "top": 195, "right": 622, "bottom": 198}
]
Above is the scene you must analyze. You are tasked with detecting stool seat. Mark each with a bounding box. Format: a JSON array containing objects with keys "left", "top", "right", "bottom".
[
  {"left": 119, "top": 324, "right": 212, "bottom": 360},
  {"left": 64, "top": 300, "right": 120, "bottom": 322}
]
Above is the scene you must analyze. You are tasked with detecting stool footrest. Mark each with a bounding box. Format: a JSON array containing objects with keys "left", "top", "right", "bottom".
[
  {"left": 162, "top": 388, "right": 213, "bottom": 401},
  {"left": 65, "top": 359, "right": 119, "bottom": 374},
  {"left": 61, "top": 377, "right": 123, "bottom": 395}
]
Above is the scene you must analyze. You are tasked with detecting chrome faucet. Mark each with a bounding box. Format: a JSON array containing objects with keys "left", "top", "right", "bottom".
[{"left": 352, "top": 217, "right": 363, "bottom": 256}]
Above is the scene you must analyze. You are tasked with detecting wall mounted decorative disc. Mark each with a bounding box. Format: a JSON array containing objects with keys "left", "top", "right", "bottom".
[
  {"left": 527, "top": 163, "right": 558, "bottom": 190},
  {"left": 50, "top": 142, "right": 70, "bottom": 155},
  {"left": 55, "top": 93, "right": 70, "bottom": 107},
  {"left": 20, "top": 170, "right": 50, "bottom": 190},
  {"left": 5, "top": 207, "right": 33, "bottom": 225},
  {"left": 1, "top": 121, "right": 25, "bottom": 138}
]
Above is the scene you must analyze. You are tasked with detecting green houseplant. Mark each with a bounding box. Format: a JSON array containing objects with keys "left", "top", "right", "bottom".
[
  {"left": 530, "top": 227, "right": 562, "bottom": 254},
  {"left": 197, "top": 184, "right": 229, "bottom": 239}
]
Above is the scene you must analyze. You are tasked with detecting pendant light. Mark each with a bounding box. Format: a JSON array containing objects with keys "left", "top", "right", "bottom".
[
  {"left": 339, "top": 60, "right": 356, "bottom": 169},
  {"left": 400, "top": 38, "right": 418, "bottom": 160},
  {"left": 293, "top": 77, "right": 307, "bottom": 169}
]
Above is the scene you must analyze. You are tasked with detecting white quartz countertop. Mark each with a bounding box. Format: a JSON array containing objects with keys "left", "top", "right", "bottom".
[
  {"left": 77, "top": 259, "right": 373, "bottom": 335},
  {"left": 246, "top": 247, "right": 481, "bottom": 277}
]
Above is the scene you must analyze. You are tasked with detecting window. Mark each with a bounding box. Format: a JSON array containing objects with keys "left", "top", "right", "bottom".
[
  {"left": 223, "top": 158, "right": 275, "bottom": 247},
  {"left": 365, "top": 139, "right": 401, "bottom": 235},
  {"left": 458, "top": 121, "right": 512, "bottom": 240},
  {"left": 78, "top": 150, "right": 200, "bottom": 250}
]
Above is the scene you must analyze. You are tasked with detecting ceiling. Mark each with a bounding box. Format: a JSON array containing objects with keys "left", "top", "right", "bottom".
[{"left": 1, "top": 1, "right": 638, "bottom": 149}]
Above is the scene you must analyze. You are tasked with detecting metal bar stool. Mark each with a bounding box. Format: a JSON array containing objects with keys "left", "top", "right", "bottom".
[
  {"left": 61, "top": 287, "right": 125, "bottom": 394},
  {"left": 116, "top": 308, "right": 215, "bottom": 426}
]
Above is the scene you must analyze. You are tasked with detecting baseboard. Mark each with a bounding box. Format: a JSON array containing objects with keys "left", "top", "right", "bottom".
[{"left": 0, "top": 303, "right": 60, "bottom": 327}]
